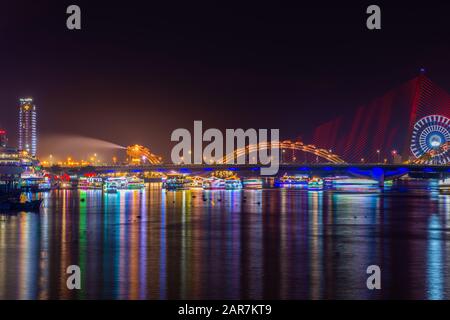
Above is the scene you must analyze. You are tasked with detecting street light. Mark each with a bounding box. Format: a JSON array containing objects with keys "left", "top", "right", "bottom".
[
  {"left": 376, "top": 149, "right": 380, "bottom": 163},
  {"left": 391, "top": 150, "right": 397, "bottom": 164}
]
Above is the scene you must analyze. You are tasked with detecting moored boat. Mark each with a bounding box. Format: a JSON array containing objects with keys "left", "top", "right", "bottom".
[
  {"left": 126, "top": 176, "right": 145, "bottom": 189},
  {"left": 225, "top": 177, "right": 242, "bottom": 190},
  {"left": 439, "top": 178, "right": 450, "bottom": 193},
  {"left": 242, "top": 178, "right": 263, "bottom": 189},
  {"left": 103, "top": 182, "right": 118, "bottom": 193},
  {"left": 332, "top": 178, "right": 379, "bottom": 186},
  {"left": 78, "top": 177, "right": 103, "bottom": 190},
  {"left": 275, "top": 174, "right": 308, "bottom": 187},
  {"left": 163, "top": 174, "right": 190, "bottom": 191},
  {"left": 21, "top": 172, "right": 52, "bottom": 192},
  {"left": 186, "top": 176, "right": 204, "bottom": 189},
  {"left": 203, "top": 177, "right": 226, "bottom": 190},
  {"left": 308, "top": 177, "right": 324, "bottom": 190}
]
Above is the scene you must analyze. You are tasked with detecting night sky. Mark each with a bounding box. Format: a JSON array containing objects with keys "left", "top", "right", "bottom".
[{"left": 1, "top": 0, "right": 449, "bottom": 159}]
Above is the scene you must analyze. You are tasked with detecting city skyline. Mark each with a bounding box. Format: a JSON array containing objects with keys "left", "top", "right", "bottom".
[
  {"left": 1, "top": 2, "right": 450, "bottom": 160},
  {"left": 1, "top": 0, "right": 450, "bottom": 306},
  {"left": 3, "top": 72, "right": 450, "bottom": 166}
]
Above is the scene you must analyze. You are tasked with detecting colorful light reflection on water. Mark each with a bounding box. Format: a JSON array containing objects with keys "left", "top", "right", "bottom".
[{"left": 0, "top": 182, "right": 450, "bottom": 299}]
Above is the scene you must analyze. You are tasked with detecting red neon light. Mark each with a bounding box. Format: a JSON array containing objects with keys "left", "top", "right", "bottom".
[{"left": 84, "top": 172, "right": 97, "bottom": 178}]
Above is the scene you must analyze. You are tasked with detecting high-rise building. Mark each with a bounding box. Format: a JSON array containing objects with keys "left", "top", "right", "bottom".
[
  {"left": 18, "top": 98, "right": 37, "bottom": 157},
  {"left": 0, "top": 129, "right": 7, "bottom": 147}
]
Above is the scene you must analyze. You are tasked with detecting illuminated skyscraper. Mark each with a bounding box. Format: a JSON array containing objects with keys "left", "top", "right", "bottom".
[{"left": 18, "top": 98, "right": 37, "bottom": 157}]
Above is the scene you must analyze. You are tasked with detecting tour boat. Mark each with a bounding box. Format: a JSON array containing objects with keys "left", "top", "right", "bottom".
[
  {"left": 103, "top": 178, "right": 123, "bottom": 192},
  {"left": 307, "top": 177, "right": 324, "bottom": 190},
  {"left": 242, "top": 178, "right": 263, "bottom": 189},
  {"left": 103, "top": 182, "right": 118, "bottom": 193},
  {"left": 38, "top": 180, "right": 52, "bottom": 192},
  {"left": 163, "top": 174, "right": 190, "bottom": 191},
  {"left": 186, "top": 176, "right": 204, "bottom": 189},
  {"left": 332, "top": 178, "right": 379, "bottom": 186},
  {"left": 21, "top": 172, "right": 52, "bottom": 192},
  {"left": 202, "top": 177, "right": 226, "bottom": 190},
  {"left": 104, "top": 177, "right": 128, "bottom": 190},
  {"left": 225, "top": 177, "right": 242, "bottom": 190},
  {"left": 126, "top": 176, "right": 145, "bottom": 189},
  {"left": 275, "top": 174, "right": 309, "bottom": 187},
  {"left": 78, "top": 177, "right": 103, "bottom": 190},
  {"left": 103, "top": 176, "right": 144, "bottom": 191},
  {"left": 439, "top": 178, "right": 450, "bottom": 192}
]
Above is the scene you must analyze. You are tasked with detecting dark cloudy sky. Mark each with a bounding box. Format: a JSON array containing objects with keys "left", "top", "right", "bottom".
[{"left": 1, "top": 0, "right": 449, "bottom": 159}]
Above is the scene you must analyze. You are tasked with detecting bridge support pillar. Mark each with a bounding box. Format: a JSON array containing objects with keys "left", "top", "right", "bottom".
[
  {"left": 378, "top": 174, "right": 385, "bottom": 187},
  {"left": 370, "top": 168, "right": 385, "bottom": 187}
]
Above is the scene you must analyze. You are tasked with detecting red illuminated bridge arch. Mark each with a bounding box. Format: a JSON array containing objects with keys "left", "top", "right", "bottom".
[{"left": 222, "top": 140, "right": 347, "bottom": 164}]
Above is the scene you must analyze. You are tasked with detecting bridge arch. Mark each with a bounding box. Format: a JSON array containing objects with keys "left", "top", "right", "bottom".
[{"left": 222, "top": 140, "right": 346, "bottom": 164}]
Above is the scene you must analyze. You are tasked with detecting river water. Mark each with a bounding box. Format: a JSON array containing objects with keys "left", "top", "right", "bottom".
[{"left": 0, "top": 181, "right": 449, "bottom": 299}]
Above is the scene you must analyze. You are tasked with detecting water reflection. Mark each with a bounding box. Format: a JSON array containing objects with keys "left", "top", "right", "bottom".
[{"left": 0, "top": 182, "right": 450, "bottom": 299}]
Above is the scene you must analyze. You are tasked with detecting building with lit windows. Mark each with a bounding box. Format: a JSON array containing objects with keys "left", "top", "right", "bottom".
[{"left": 18, "top": 98, "right": 37, "bottom": 157}]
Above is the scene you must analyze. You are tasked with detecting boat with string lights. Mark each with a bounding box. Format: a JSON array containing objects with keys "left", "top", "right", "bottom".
[
  {"left": 20, "top": 171, "right": 52, "bottom": 192},
  {"left": 103, "top": 176, "right": 145, "bottom": 191},
  {"left": 225, "top": 177, "right": 242, "bottom": 190},
  {"left": 78, "top": 177, "right": 103, "bottom": 190},
  {"left": 275, "top": 174, "right": 309, "bottom": 188},
  {"left": 242, "top": 178, "right": 263, "bottom": 189},
  {"left": 439, "top": 178, "right": 450, "bottom": 193},
  {"left": 307, "top": 177, "right": 324, "bottom": 190},
  {"left": 163, "top": 174, "right": 190, "bottom": 191},
  {"left": 202, "top": 177, "right": 226, "bottom": 190},
  {"left": 126, "top": 176, "right": 145, "bottom": 189}
]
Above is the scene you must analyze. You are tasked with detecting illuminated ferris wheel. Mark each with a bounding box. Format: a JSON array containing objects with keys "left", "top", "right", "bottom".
[{"left": 410, "top": 115, "right": 450, "bottom": 164}]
